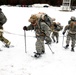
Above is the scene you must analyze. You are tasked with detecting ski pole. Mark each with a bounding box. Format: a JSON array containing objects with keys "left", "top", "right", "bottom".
[
  {"left": 24, "top": 31, "right": 27, "bottom": 53},
  {"left": 47, "top": 44, "right": 54, "bottom": 54},
  {"left": 62, "top": 35, "right": 65, "bottom": 47}
]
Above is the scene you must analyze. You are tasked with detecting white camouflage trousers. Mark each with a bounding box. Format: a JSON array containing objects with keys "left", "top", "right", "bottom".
[{"left": 36, "top": 36, "right": 45, "bottom": 54}]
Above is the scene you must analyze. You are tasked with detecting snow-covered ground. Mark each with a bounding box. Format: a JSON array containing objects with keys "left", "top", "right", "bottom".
[{"left": 0, "top": 6, "right": 76, "bottom": 75}]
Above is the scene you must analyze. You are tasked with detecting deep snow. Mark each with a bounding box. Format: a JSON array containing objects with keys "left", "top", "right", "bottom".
[{"left": 0, "top": 6, "right": 76, "bottom": 75}]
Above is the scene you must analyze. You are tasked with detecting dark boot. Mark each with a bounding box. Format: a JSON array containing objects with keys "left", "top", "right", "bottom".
[
  {"left": 71, "top": 48, "right": 74, "bottom": 52},
  {"left": 5, "top": 42, "right": 11, "bottom": 48},
  {"left": 5, "top": 44, "right": 10, "bottom": 48},
  {"left": 64, "top": 44, "right": 69, "bottom": 49},
  {"left": 53, "top": 40, "right": 55, "bottom": 42},
  {"left": 56, "top": 41, "right": 58, "bottom": 43},
  {"left": 41, "top": 50, "right": 45, "bottom": 54},
  {"left": 34, "top": 53, "right": 41, "bottom": 58}
]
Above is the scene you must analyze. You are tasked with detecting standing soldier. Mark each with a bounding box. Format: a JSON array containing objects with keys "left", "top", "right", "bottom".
[
  {"left": 23, "top": 14, "right": 51, "bottom": 58},
  {"left": 0, "top": 8, "right": 11, "bottom": 48},
  {"left": 62, "top": 22, "right": 76, "bottom": 52},
  {"left": 51, "top": 22, "right": 63, "bottom": 43}
]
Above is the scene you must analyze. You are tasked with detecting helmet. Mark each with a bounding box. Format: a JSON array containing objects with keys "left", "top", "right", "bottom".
[{"left": 71, "top": 16, "right": 75, "bottom": 20}]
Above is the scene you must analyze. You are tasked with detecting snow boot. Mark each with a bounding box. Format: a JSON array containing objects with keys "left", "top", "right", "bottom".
[
  {"left": 64, "top": 44, "right": 69, "bottom": 49},
  {"left": 53, "top": 40, "right": 55, "bottom": 42},
  {"left": 71, "top": 48, "right": 74, "bottom": 52},
  {"left": 5, "top": 42, "right": 11, "bottom": 48},
  {"left": 41, "top": 50, "right": 45, "bottom": 54},
  {"left": 34, "top": 53, "right": 41, "bottom": 58},
  {"left": 56, "top": 41, "right": 58, "bottom": 43}
]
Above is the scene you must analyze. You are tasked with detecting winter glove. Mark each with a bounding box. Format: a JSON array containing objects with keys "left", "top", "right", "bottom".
[
  {"left": 54, "top": 24, "right": 57, "bottom": 28},
  {"left": 62, "top": 32, "right": 65, "bottom": 35},
  {"left": 23, "top": 26, "right": 27, "bottom": 30}
]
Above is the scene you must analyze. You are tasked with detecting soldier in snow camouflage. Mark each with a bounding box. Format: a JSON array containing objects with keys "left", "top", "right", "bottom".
[
  {"left": 63, "top": 21, "right": 76, "bottom": 52},
  {"left": 68, "top": 16, "right": 76, "bottom": 24},
  {"left": 0, "top": 8, "right": 11, "bottom": 48},
  {"left": 51, "top": 22, "right": 63, "bottom": 43},
  {"left": 23, "top": 14, "right": 52, "bottom": 57}
]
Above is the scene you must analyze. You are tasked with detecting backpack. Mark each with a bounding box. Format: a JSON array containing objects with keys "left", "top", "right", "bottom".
[
  {"left": 36, "top": 13, "right": 53, "bottom": 28},
  {"left": 0, "top": 10, "right": 7, "bottom": 26},
  {"left": 43, "top": 14, "right": 52, "bottom": 26},
  {"left": 40, "top": 14, "right": 53, "bottom": 27}
]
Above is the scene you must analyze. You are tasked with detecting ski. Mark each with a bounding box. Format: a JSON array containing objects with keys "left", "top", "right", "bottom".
[
  {"left": 31, "top": 52, "right": 42, "bottom": 58},
  {"left": 63, "top": 46, "right": 69, "bottom": 49},
  {"left": 31, "top": 55, "right": 42, "bottom": 59},
  {"left": 2, "top": 45, "right": 14, "bottom": 48}
]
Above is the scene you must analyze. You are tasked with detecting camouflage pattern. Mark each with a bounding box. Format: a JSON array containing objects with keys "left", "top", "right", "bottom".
[
  {"left": 26, "top": 15, "right": 51, "bottom": 54},
  {"left": 63, "top": 22, "right": 76, "bottom": 49},
  {"left": 0, "top": 8, "right": 7, "bottom": 25},
  {"left": 35, "top": 12, "right": 55, "bottom": 27},
  {"left": 51, "top": 22, "right": 63, "bottom": 43},
  {"left": 0, "top": 25, "right": 10, "bottom": 45},
  {"left": 0, "top": 8, "right": 10, "bottom": 46},
  {"left": 36, "top": 36, "right": 45, "bottom": 54}
]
